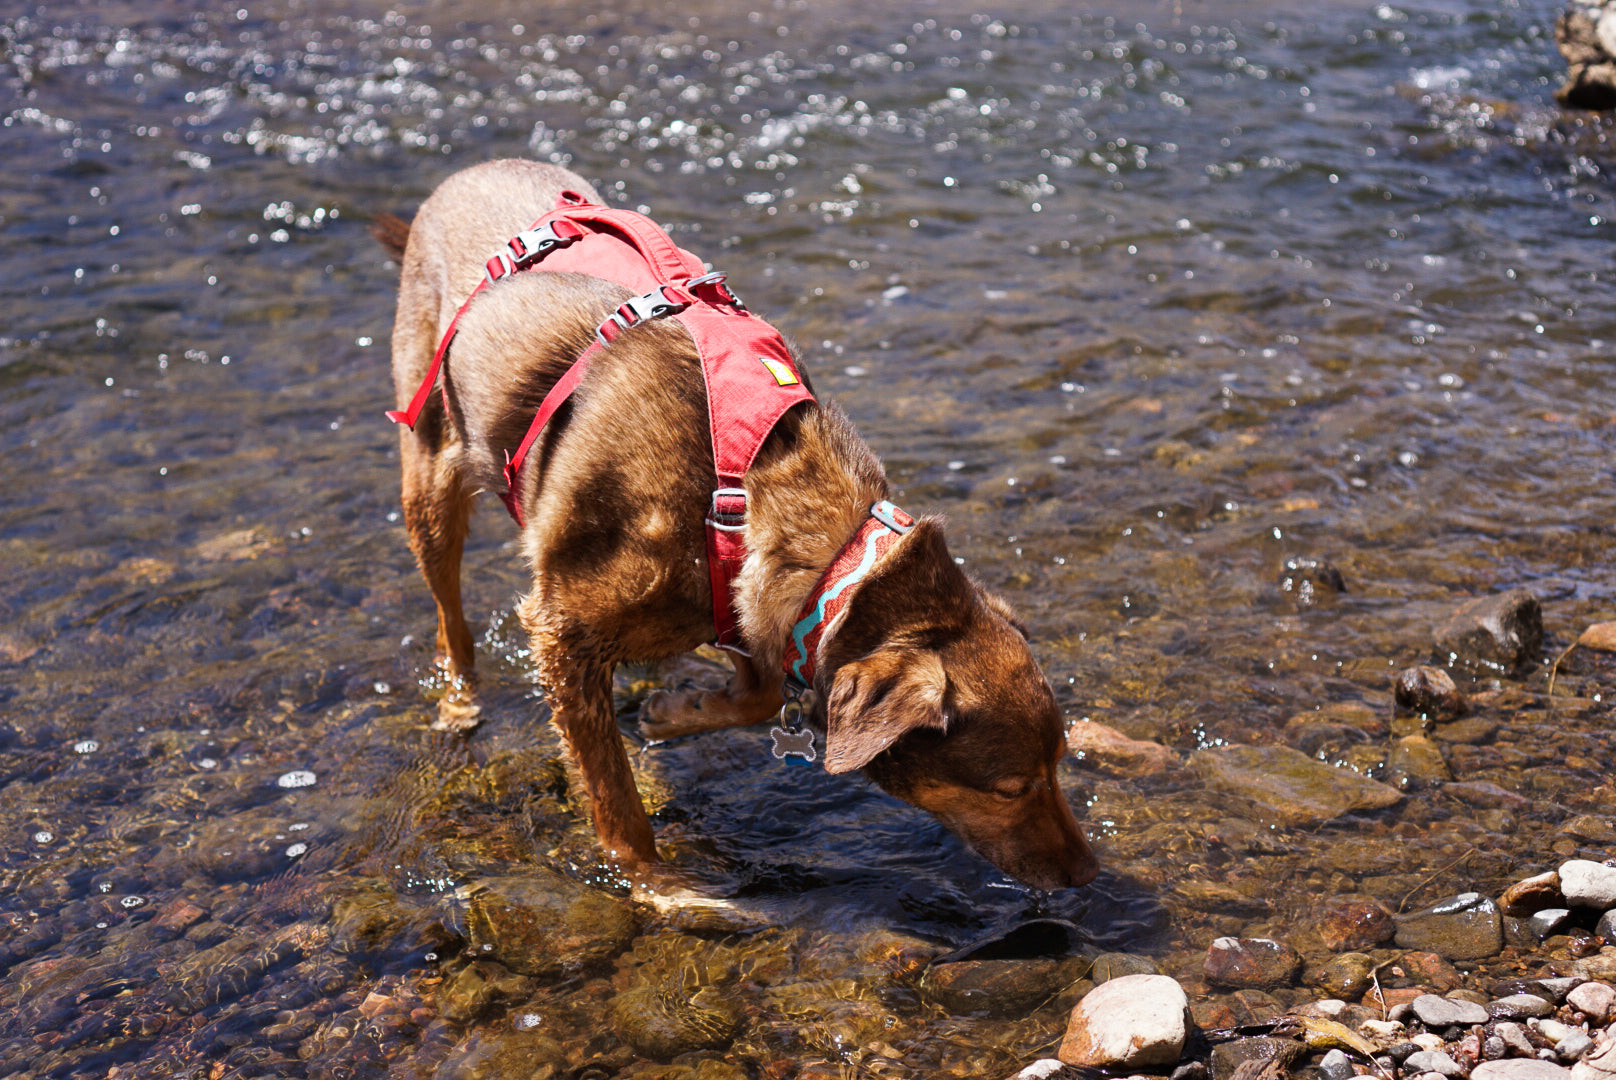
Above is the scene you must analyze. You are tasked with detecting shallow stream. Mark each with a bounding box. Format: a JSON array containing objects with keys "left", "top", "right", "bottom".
[{"left": 2, "top": 0, "right": 1614, "bottom": 1076}]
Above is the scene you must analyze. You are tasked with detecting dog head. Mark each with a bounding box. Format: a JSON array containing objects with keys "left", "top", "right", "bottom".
[{"left": 815, "top": 518, "right": 1099, "bottom": 890}]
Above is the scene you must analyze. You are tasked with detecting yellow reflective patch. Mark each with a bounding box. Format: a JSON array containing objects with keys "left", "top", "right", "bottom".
[{"left": 759, "top": 356, "right": 800, "bottom": 386}]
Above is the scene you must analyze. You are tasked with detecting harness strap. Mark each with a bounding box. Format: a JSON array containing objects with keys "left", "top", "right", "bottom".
[{"left": 781, "top": 500, "right": 915, "bottom": 689}]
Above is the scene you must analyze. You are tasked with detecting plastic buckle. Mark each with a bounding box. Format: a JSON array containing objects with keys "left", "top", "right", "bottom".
[
  {"left": 486, "top": 220, "right": 581, "bottom": 283},
  {"left": 870, "top": 499, "right": 915, "bottom": 535},
  {"left": 595, "top": 285, "right": 691, "bottom": 346}
]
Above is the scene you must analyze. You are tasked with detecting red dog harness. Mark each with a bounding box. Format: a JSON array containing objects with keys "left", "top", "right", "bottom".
[{"left": 388, "top": 191, "right": 815, "bottom": 651}]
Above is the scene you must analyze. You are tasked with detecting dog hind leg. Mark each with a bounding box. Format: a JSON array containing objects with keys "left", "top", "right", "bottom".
[{"left": 399, "top": 429, "right": 480, "bottom": 730}]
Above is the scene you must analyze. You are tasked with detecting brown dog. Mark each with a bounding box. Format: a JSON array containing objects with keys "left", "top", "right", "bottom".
[{"left": 377, "top": 159, "right": 1098, "bottom": 891}]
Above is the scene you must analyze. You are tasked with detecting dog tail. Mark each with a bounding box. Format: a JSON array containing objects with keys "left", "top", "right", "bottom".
[{"left": 371, "top": 212, "right": 412, "bottom": 264}]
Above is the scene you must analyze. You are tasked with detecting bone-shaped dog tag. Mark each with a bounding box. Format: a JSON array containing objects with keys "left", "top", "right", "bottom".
[{"left": 769, "top": 699, "right": 816, "bottom": 765}]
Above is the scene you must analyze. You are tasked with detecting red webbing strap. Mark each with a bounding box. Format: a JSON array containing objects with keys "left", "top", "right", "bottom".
[
  {"left": 499, "top": 337, "right": 606, "bottom": 526},
  {"left": 385, "top": 278, "right": 491, "bottom": 428},
  {"left": 705, "top": 490, "right": 749, "bottom": 650}
]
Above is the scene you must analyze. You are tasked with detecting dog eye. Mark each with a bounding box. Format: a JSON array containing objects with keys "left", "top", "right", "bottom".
[{"left": 991, "top": 778, "right": 1031, "bottom": 800}]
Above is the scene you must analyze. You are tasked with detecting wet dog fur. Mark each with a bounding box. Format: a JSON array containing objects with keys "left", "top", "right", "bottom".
[{"left": 377, "top": 158, "right": 1098, "bottom": 891}]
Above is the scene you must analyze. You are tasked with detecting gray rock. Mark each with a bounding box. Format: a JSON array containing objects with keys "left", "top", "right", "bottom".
[
  {"left": 1010, "top": 1062, "right": 1070, "bottom": 1080},
  {"left": 1560, "top": 1032, "right": 1596, "bottom": 1062},
  {"left": 1571, "top": 1035, "right": 1616, "bottom": 1080},
  {"left": 1532, "top": 910, "right": 1576, "bottom": 940},
  {"left": 1562, "top": 861, "right": 1616, "bottom": 910},
  {"left": 1318, "top": 1048, "right": 1356, "bottom": 1080},
  {"left": 1058, "top": 973, "right": 1189, "bottom": 1068},
  {"left": 1599, "top": 910, "right": 1616, "bottom": 945},
  {"left": 1189, "top": 744, "right": 1403, "bottom": 828},
  {"left": 1567, "top": 980, "right": 1615, "bottom": 1023},
  {"left": 1496, "top": 1022, "right": 1536, "bottom": 1057},
  {"left": 1433, "top": 588, "right": 1543, "bottom": 673},
  {"left": 1406, "top": 1050, "right": 1466, "bottom": 1076},
  {"left": 1490, "top": 994, "right": 1556, "bottom": 1020},
  {"left": 1536, "top": 977, "right": 1585, "bottom": 1003},
  {"left": 1411, "top": 992, "right": 1491, "bottom": 1028},
  {"left": 1474, "top": 1061, "right": 1573, "bottom": 1080},
  {"left": 1396, "top": 893, "right": 1505, "bottom": 961}
]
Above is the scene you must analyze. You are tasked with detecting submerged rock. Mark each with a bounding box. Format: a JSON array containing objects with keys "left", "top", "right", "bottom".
[
  {"left": 1395, "top": 666, "right": 1470, "bottom": 720},
  {"left": 1307, "top": 952, "right": 1377, "bottom": 999},
  {"left": 1396, "top": 893, "right": 1504, "bottom": 961},
  {"left": 1066, "top": 720, "right": 1177, "bottom": 778},
  {"left": 462, "top": 872, "right": 637, "bottom": 978},
  {"left": 1202, "top": 937, "right": 1301, "bottom": 990},
  {"left": 1190, "top": 744, "right": 1403, "bottom": 827},
  {"left": 608, "top": 982, "right": 741, "bottom": 1058},
  {"left": 1388, "top": 734, "right": 1453, "bottom": 788},
  {"left": 1209, "top": 1036, "right": 1304, "bottom": 1080},
  {"left": 1316, "top": 896, "right": 1396, "bottom": 952},
  {"left": 1058, "top": 972, "right": 1189, "bottom": 1068},
  {"left": 1433, "top": 588, "right": 1543, "bottom": 674}
]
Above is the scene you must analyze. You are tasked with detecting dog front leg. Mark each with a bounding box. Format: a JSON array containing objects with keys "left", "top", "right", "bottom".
[
  {"left": 530, "top": 624, "right": 658, "bottom": 866},
  {"left": 641, "top": 651, "right": 785, "bottom": 741}
]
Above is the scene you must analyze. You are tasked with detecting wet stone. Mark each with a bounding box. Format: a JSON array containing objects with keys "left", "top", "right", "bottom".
[
  {"left": 1396, "top": 893, "right": 1504, "bottom": 961},
  {"left": 1534, "top": 977, "right": 1584, "bottom": 1003},
  {"left": 1316, "top": 897, "right": 1397, "bottom": 952},
  {"left": 1066, "top": 720, "right": 1177, "bottom": 779},
  {"left": 1560, "top": 861, "right": 1616, "bottom": 909},
  {"left": 430, "top": 1028, "right": 566, "bottom": 1080},
  {"left": 462, "top": 871, "right": 637, "bottom": 978},
  {"left": 1431, "top": 717, "right": 1501, "bottom": 744},
  {"left": 1531, "top": 910, "right": 1576, "bottom": 940},
  {"left": 1488, "top": 993, "right": 1555, "bottom": 1020},
  {"left": 1307, "top": 952, "right": 1376, "bottom": 999},
  {"left": 1319, "top": 1048, "right": 1357, "bottom": 1080},
  {"left": 1396, "top": 666, "right": 1470, "bottom": 720},
  {"left": 1402, "top": 951, "right": 1465, "bottom": 992},
  {"left": 1091, "top": 952, "right": 1163, "bottom": 983},
  {"left": 1389, "top": 735, "right": 1453, "bottom": 788},
  {"left": 1209, "top": 1036, "right": 1304, "bottom": 1080},
  {"left": 1433, "top": 588, "right": 1544, "bottom": 674},
  {"left": 1057, "top": 972, "right": 1189, "bottom": 1069},
  {"left": 1190, "top": 744, "right": 1404, "bottom": 827},
  {"left": 1410, "top": 993, "right": 1491, "bottom": 1028},
  {"left": 1202, "top": 936, "right": 1301, "bottom": 990},
  {"left": 437, "top": 960, "right": 532, "bottom": 1025},
  {"left": 1502, "top": 872, "right": 1567, "bottom": 917},
  {"left": 608, "top": 982, "right": 741, "bottom": 1059},
  {"left": 1447, "top": 781, "right": 1531, "bottom": 810},
  {"left": 919, "top": 956, "right": 1078, "bottom": 1017}
]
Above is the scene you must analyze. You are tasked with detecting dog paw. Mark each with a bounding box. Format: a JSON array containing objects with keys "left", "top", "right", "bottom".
[
  {"left": 431, "top": 695, "right": 481, "bottom": 733},
  {"left": 638, "top": 689, "right": 701, "bottom": 741}
]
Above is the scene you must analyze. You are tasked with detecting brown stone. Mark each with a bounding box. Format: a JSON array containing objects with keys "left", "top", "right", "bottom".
[
  {"left": 1066, "top": 720, "right": 1177, "bottom": 778},
  {"left": 1203, "top": 937, "right": 1302, "bottom": 990},
  {"left": 1500, "top": 871, "right": 1565, "bottom": 918},
  {"left": 1399, "top": 951, "right": 1464, "bottom": 993},
  {"left": 1395, "top": 666, "right": 1469, "bottom": 720},
  {"left": 1316, "top": 897, "right": 1396, "bottom": 952}
]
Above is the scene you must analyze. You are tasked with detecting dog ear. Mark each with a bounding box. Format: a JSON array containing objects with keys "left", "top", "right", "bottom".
[{"left": 823, "top": 647, "right": 948, "bottom": 773}]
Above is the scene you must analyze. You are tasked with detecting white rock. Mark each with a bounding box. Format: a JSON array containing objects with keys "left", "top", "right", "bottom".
[
  {"left": 1561, "top": 861, "right": 1616, "bottom": 909},
  {"left": 1058, "top": 973, "right": 1189, "bottom": 1068},
  {"left": 1362, "top": 1019, "right": 1405, "bottom": 1038},
  {"left": 1569, "top": 982, "right": 1616, "bottom": 1025},
  {"left": 1542, "top": 1019, "right": 1576, "bottom": 1044},
  {"left": 1008, "top": 1060, "right": 1067, "bottom": 1080},
  {"left": 1474, "top": 1060, "right": 1574, "bottom": 1080}
]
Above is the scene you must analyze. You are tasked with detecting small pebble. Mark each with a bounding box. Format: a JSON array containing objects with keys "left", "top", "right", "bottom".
[
  {"left": 1405, "top": 1049, "right": 1466, "bottom": 1077},
  {"left": 1318, "top": 1049, "right": 1355, "bottom": 1080},
  {"left": 1557, "top": 1031, "right": 1594, "bottom": 1061},
  {"left": 1495, "top": 1022, "right": 1535, "bottom": 1057},
  {"left": 1537, "top": 1019, "right": 1573, "bottom": 1044}
]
